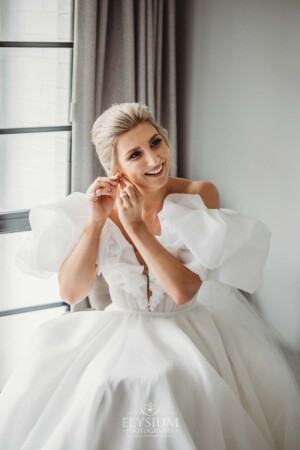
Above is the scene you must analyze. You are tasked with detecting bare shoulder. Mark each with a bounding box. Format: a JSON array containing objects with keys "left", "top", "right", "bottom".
[
  {"left": 189, "top": 180, "right": 220, "bottom": 209},
  {"left": 168, "top": 177, "right": 220, "bottom": 209}
]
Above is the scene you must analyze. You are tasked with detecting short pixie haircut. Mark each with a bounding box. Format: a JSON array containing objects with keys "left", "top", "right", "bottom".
[{"left": 91, "top": 102, "right": 171, "bottom": 176}]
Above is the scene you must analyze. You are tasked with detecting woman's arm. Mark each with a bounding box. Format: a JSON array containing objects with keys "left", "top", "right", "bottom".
[
  {"left": 58, "top": 217, "right": 105, "bottom": 305},
  {"left": 127, "top": 221, "right": 202, "bottom": 304},
  {"left": 59, "top": 174, "right": 120, "bottom": 305},
  {"left": 121, "top": 181, "right": 220, "bottom": 304},
  {"left": 117, "top": 178, "right": 202, "bottom": 304}
]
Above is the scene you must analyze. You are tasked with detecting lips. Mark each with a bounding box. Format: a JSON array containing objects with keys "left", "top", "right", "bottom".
[{"left": 144, "top": 163, "right": 164, "bottom": 175}]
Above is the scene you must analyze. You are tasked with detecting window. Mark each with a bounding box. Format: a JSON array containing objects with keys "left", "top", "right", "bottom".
[{"left": 0, "top": 0, "right": 75, "bottom": 390}]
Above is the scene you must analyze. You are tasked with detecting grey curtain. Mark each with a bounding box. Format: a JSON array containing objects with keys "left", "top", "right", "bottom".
[
  {"left": 71, "top": 0, "right": 177, "bottom": 193},
  {"left": 70, "top": 0, "right": 177, "bottom": 312}
]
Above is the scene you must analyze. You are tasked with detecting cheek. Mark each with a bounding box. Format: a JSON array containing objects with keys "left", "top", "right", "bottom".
[
  {"left": 163, "top": 148, "right": 171, "bottom": 161},
  {"left": 124, "top": 165, "right": 142, "bottom": 179},
  {"left": 131, "top": 161, "right": 145, "bottom": 171}
]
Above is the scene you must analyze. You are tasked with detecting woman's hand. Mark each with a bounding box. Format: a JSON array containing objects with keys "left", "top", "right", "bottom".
[
  {"left": 116, "top": 175, "right": 144, "bottom": 231},
  {"left": 86, "top": 173, "right": 121, "bottom": 223}
]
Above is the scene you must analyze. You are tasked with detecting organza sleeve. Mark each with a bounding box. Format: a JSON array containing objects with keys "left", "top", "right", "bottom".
[
  {"left": 15, "top": 192, "right": 90, "bottom": 278},
  {"left": 158, "top": 193, "right": 272, "bottom": 294}
]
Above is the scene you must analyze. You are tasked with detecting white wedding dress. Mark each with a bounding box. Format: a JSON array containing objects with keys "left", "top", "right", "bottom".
[{"left": 0, "top": 192, "right": 300, "bottom": 450}]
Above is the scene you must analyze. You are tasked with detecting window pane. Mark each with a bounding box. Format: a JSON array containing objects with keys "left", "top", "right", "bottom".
[
  {"left": 0, "top": 131, "right": 69, "bottom": 212},
  {"left": 0, "top": 306, "right": 69, "bottom": 391},
  {"left": 0, "top": 0, "right": 73, "bottom": 42},
  {"left": 0, "top": 48, "right": 71, "bottom": 129},
  {"left": 0, "top": 231, "right": 65, "bottom": 312}
]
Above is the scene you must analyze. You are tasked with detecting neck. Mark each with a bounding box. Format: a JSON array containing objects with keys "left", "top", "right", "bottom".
[{"left": 140, "top": 185, "right": 170, "bottom": 219}]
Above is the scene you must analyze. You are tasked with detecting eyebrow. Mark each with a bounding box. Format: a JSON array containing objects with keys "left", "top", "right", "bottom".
[{"left": 125, "top": 133, "right": 160, "bottom": 155}]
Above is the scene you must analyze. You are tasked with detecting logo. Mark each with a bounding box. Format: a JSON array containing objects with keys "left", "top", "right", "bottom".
[{"left": 122, "top": 401, "right": 180, "bottom": 438}]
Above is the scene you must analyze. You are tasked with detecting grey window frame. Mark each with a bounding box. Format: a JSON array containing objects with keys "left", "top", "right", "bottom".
[{"left": 0, "top": 3, "right": 76, "bottom": 316}]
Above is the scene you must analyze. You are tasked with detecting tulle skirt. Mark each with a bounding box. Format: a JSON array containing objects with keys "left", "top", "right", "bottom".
[{"left": 0, "top": 281, "right": 300, "bottom": 450}]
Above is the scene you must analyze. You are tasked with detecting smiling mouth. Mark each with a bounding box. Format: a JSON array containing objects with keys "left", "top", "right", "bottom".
[{"left": 144, "top": 163, "right": 164, "bottom": 176}]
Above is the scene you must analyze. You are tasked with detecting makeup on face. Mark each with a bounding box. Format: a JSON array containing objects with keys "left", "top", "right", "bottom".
[{"left": 114, "top": 123, "right": 170, "bottom": 187}]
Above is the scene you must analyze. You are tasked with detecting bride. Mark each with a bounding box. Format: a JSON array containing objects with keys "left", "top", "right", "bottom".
[
  {"left": 0, "top": 102, "right": 300, "bottom": 450},
  {"left": 61, "top": 104, "right": 220, "bottom": 308}
]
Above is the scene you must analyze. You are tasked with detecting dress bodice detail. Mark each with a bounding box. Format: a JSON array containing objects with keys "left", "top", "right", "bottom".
[
  {"left": 98, "top": 217, "right": 178, "bottom": 313},
  {"left": 15, "top": 191, "right": 272, "bottom": 314},
  {"left": 96, "top": 193, "right": 271, "bottom": 313}
]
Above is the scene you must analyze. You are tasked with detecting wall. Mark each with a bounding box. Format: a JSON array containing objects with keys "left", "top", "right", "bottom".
[{"left": 176, "top": 0, "right": 300, "bottom": 350}]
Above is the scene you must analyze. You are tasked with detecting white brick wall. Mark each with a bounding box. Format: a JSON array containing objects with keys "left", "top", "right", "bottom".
[
  {"left": 1, "top": 48, "right": 71, "bottom": 127},
  {"left": 0, "top": 0, "right": 73, "bottom": 210},
  {"left": 0, "top": 0, "right": 73, "bottom": 391},
  {"left": 0, "top": 0, "right": 72, "bottom": 41}
]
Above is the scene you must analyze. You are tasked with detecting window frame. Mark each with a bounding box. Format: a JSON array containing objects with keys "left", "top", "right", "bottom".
[{"left": 0, "top": 2, "right": 76, "bottom": 315}]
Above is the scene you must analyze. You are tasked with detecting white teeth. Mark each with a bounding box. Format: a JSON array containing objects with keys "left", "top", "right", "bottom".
[{"left": 145, "top": 164, "right": 163, "bottom": 175}]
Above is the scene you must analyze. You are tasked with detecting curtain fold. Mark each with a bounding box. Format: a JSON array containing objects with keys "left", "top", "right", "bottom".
[{"left": 71, "top": 0, "right": 177, "bottom": 194}]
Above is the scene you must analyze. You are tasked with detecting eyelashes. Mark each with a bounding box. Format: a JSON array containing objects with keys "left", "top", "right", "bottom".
[
  {"left": 129, "top": 137, "right": 162, "bottom": 159},
  {"left": 152, "top": 137, "right": 162, "bottom": 147},
  {"left": 130, "top": 151, "right": 140, "bottom": 159}
]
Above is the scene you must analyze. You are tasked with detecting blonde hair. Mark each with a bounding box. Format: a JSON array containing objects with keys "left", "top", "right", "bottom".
[{"left": 91, "top": 102, "right": 171, "bottom": 176}]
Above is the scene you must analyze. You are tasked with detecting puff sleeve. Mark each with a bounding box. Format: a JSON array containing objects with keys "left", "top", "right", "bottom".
[
  {"left": 158, "top": 193, "right": 272, "bottom": 294},
  {"left": 15, "top": 192, "right": 90, "bottom": 278}
]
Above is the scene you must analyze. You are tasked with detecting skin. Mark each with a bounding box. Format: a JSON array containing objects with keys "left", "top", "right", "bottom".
[{"left": 60, "top": 121, "right": 220, "bottom": 304}]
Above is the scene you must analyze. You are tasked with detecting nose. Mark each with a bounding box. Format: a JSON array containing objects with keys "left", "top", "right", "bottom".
[{"left": 145, "top": 150, "right": 161, "bottom": 168}]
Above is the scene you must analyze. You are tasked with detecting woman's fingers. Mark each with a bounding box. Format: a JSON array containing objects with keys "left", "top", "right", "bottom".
[
  {"left": 128, "top": 186, "right": 138, "bottom": 199},
  {"left": 118, "top": 187, "right": 129, "bottom": 201},
  {"left": 95, "top": 179, "right": 118, "bottom": 189},
  {"left": 93, "top": 189, "right": 112, "bottom": 199},
  {"left": 119, "top": 178, "right": 127, "bottom": 190},
  {"left": 119, "top": 188, "right": 137, "bottom": 202},
  {"left": 110, "top": 172, "right": 122, "bottom": 181},
  {"left": 119, "top": 175, "right": 140, "bottom": 200},
  {"left": 119, "top": 195, "right": 131, "bottom": 207},
  {"left": 116, "top": 194, "right": 130, "bottom": 209},
  {"left": 119, "top": 174, "right": 133, "bottom": 185},
  {"left": 86, "top": 172, "right": 123, "bottom": 197},
  {"left": 89, "top": 190, "right": 113, "bottom": 201},
  {"left": 89, "top": 179, "right": 118, "bottom": 197}
]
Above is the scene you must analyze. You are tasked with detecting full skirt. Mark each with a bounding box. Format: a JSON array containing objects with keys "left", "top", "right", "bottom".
[{"left": 0, "top": 282, "right": 300, "bottom": 450}]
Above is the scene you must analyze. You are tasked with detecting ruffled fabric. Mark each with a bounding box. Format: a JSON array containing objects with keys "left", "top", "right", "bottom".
[
  {"left": 157, "top": 193, "right": 272, "bottom": 294},
  {"left": 148, "top": 269, "right": 165, "bottom": 311},
  {"left": 99, "top": 219, "right": 165, "bottom": 313},
  {"left": 16, "top": 191, "right": 271, "bottom": 305},
  {"left": 15, "top": 193, "right": 89, "bottom": 278},
  {"left": 6, "top": 192, "right": 300, "bottom": 450},
  {"left": 95, "top": 191, "right": 271, "bottom": 310},
  {"left": 98, "top": 219, "right": 146, "bottom": 299}
]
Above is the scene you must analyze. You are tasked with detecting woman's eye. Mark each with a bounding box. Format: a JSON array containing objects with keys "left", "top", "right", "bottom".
[
  {"left": 151, "top": 138, "right": 162, "bottom": 147},
  {"left": 130, "top": 151, "right": 141, "bottom": 159}
]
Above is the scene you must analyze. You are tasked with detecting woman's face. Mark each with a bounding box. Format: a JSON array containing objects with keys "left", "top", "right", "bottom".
[{"left": 114, "top": 122, "right": 171, "bottom": 190}]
